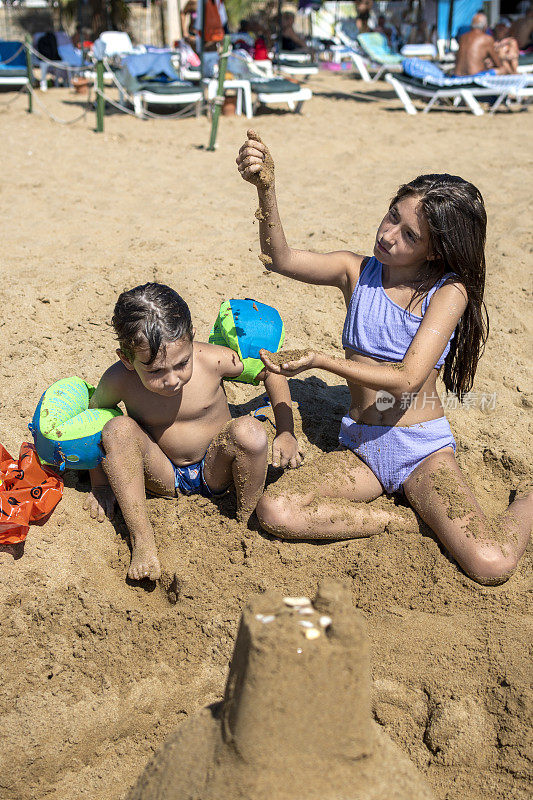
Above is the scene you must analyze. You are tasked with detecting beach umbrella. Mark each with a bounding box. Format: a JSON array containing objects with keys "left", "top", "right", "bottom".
[
  {"left": 447, "top": 0, "right": 454, "bottom": 43},
  {"left": 436, "top": 0, "right": 489, "bottom": 45}
]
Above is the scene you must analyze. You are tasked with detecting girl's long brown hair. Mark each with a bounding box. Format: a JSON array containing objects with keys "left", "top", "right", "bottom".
[{"left": 391, "top": 174, "right": 489, "bottom": 400}]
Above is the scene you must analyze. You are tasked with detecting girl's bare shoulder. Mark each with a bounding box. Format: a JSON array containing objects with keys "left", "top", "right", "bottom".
[
  {"left": 341, "top": 251, "right": 369, "bottom": 297},
  {"left": 336, "top": 250, "right": 366, "bottom": 273},
  {"left": 433, "top": 278, "right": 469, "bottom": 307}
]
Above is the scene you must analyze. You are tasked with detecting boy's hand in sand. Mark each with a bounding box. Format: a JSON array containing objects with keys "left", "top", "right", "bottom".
[
  {"left": 272, "top": 431, "right": 304, "bottom": 470},
  {"left": 83, "top": 486, "right": 116, "bottom": 523},
  {"left": 260, "top": 349, "right": 317, "bottom": 377},
  {"left": 236, "top": 129, "right": 275, "bottom": 189}
]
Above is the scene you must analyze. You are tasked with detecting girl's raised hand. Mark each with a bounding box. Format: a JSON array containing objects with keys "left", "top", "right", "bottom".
[
  {"left": 236, "top": 129, "right": 274, "bottom": 189},
  {"left": 260, "top": 349, "right": 316, "bottom": 377}
]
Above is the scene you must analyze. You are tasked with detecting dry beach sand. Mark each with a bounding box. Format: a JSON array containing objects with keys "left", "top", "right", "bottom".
[{"left": 0, "top": 71, "right": 531, "bottom": 800}]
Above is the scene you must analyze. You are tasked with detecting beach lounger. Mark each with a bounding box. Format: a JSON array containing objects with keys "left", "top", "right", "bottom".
[
  {"left": 335, "top": 23, "right": 403, "bottom": 82},
  {"left": 386, "top": 58, "right": 533, "bottom": 115},
  {"left": 32, "top": 32, "right": 92, "bottom": 90},
  {"left": 92, "top": 32, "right": 147, "bottom": 85},
  {"left": 400, "top": 43, "right": 438, "bottom": 59},
  {"left": 204, "top": 77, "right": 253, "bottom": 118},
  {"left": 517, "top": 52, "right": 533, "bottom": 73},
  {"left": 115, "top": 53, "right": 202, "bottom": 118},
  {"left": 472, "top": 73, "right": 533, "bottom": 109},
  {"left": 0, "top": 41, "right": 28, "bottom": 88},
  {"left": 385, "top": 72, "right": 502, "bottom": 115},
  {"left": 355, "top": 32, "right": 404, "bottom": 80},
  {"left": 251, "top": 76, "right": 312, "bottom": 113},
  {"left": 274, "top": 52, "right": 319, "bottom": 79},
  {"left": 227, "top": 51, "right": 312, "bottom": 113},
  {"left": 334, "top": 20, "right": 374, "bottom": 81}
]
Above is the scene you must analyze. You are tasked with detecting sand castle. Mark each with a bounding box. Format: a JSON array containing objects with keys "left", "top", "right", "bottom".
[{"left": 128, "top": 580, "right": 433, "bottom": 800}]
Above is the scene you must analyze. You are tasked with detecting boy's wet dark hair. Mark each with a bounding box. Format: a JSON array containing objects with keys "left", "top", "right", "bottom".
[
  {"left": 390, "top": 173, "right": 489, "bottom": 400},
  {"left": 112, "top": 283, "right": 193, "bottom": 365}
]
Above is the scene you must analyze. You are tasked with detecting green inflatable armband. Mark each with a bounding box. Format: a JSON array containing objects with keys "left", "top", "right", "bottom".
[{"left": 209, "top": 299, "right": 285, "bottom": 385}]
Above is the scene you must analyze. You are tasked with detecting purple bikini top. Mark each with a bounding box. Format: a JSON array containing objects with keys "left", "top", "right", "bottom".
[{"left": 342, "top": 256, "right": 457, "bottom": 369}]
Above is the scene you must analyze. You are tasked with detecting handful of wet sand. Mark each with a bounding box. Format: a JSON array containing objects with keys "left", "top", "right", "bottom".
[
  {"left": 248, "top": 130, "right": 275, "bottom": 190},
  {"left": 263, "top": 349, "right": 311, "bottom": 367}
]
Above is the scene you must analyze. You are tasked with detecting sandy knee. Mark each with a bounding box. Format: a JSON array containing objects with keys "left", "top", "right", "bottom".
[
  {"left": 230, "top": 416, "right": 268, "bottom": 456},
  {"left": 465, "top": 546, "right": 519, "bottom": 586},
  {"left": 101, "top": 415, "right": 142, "bottom": 451},
  {"left": 256, "top": 491, "right": 300, "bottom": 538}
]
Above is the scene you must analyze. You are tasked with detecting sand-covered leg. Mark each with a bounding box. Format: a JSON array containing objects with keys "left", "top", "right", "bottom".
[
  {"left": 101, "top": 416, "right": 176, "bottom": 581},
  {"left": 203, "top": 417, "right": 268, "bottom": 523},
  {"left": 256, "top": 449, "right": 411, "bottom": 540},
  {"left": 403, "top": 448, "right": 532, "bottom": 584}
]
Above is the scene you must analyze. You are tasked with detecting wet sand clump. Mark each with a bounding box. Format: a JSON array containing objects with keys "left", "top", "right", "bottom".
[
  {"left": 128, "top": 581, "right": 434, "bottom": 800},
  {"left": 265, "top": 349, "right": 311, "bottom": 366},
  {"left": 248, "top": 130, "right": 275, "bottom": 190}
]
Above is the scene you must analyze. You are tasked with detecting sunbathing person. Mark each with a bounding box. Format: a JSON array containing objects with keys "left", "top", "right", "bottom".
[
  {"left": 280, "top": 12, "right": 310, "bottom": 53},
  {"left": 455, "top": 12, "right": 516, "bottom": 75}
]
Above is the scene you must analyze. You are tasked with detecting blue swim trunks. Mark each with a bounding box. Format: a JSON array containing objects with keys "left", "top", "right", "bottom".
[{"left": 172, "top": 456, "right": 226, "bottom": 498}]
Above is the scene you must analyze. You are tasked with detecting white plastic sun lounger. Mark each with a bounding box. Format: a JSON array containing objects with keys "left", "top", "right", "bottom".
[
  {"left": 227, "top": 51, "right": 312, "bottom": 113},
  {"left": 386, "top": 71, "right": 533, "bottom": 115},
  {"left": 114, "top": 53, "right": 203, "bottom": 118},
  {"left": 335, "top": 22, "right": 403, "bottom": 82}
]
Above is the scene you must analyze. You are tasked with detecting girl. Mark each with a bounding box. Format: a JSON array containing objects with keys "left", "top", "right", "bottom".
[{"left": 236, "top": 130, "right": 531, "bottom": 585}]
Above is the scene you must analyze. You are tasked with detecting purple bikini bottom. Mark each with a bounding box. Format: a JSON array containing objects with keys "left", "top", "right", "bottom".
[{"left": 338, "top": 415, "right": 456, "bottom": 495}]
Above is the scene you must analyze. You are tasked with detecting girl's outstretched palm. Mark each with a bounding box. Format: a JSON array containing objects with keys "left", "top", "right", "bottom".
[{"left": 260, "top": 349, "right": 317, "bottom": 377}]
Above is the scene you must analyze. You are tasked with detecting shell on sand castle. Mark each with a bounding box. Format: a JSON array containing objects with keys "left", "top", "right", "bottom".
[{"left": 128, "top": 581, "right": 434, "bottom": 800}]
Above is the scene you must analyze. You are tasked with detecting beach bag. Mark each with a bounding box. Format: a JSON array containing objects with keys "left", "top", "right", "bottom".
[
  {"left": 204, "top": 0, "right": 224, "bottom": 44},
  {"left": 0, "top": 442, "right": 63, "bottom": 545}
]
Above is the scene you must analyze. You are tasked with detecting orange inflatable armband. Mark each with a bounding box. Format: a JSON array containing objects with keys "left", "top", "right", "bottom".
[{"left": 0, "top": 442, "right": 64, "bottom": 545}]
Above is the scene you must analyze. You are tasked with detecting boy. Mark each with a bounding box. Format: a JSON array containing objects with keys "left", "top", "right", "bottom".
[{"left": 84, "top": 283, "right": 302, "bottom": 581}]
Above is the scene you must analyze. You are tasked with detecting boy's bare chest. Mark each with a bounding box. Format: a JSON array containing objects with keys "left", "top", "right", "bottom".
[{"left": 125, "top": 377, "right": 225, "bottom": 427}]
